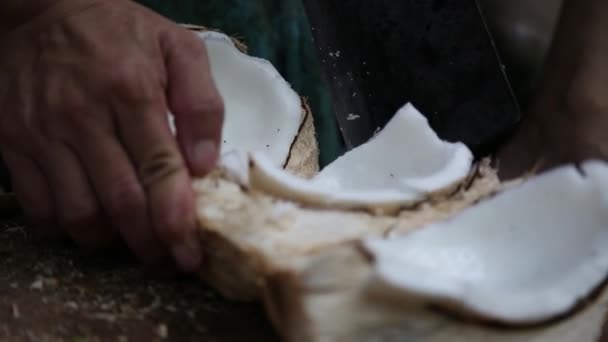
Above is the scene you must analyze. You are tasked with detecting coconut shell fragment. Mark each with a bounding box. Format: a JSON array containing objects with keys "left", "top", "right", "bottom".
[
  {"left": 365, "top": 161, "right": 608, "bottom": 324},
  {"left": 169, "top": 28, "right": 309, "bottom": 168},
  {"left": 221, "top": 103, "right": 473, "bottom": 214}
]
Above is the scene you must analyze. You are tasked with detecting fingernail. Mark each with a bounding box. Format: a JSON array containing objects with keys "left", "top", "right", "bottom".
[
  {"left": 171, "top": 237, "right": 202, "bottom": 272},
  {"left": 190, "top": 140, "right": 218, "bottom": 175}
]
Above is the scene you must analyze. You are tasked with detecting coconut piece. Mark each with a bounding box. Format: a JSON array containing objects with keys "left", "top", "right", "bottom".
[
  {"left": 168, "top": 30, "right": 305, "bottom": 167},
  {"left": 200, "top": 30, "right": 304, "bottom": 166},
  {"left": 364, "top": 161, "right": 608, "bottom": 325},
  {"left": 195, "top": 163, "right": 608, "bottom": 341},
  {"left": 194, "top": 159, "right": 499, "bottom": 301},
  {"left": 223, "top": 103, "right": 473, "bottom": 214},
  {"left": 194, "top": 173, "right": 397, "bottom": 301},
  {"left": 264, "top": 244, "right": 608, "bottom": 342},
  {"left": 217, "top": 101, "right": 319, "bottom": 185},
  {"left": 312, "top": 103, "right": 472, "bottom": 194}
]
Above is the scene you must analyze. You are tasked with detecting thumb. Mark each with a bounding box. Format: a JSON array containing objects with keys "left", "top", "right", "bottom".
[{"left": 163, "top": 28, "right": 225, "bottom": 176}]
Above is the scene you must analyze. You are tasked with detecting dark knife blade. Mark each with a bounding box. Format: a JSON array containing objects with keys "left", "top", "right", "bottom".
[{"left": 302, "top": 0, "right": 520, "bottom": 157}]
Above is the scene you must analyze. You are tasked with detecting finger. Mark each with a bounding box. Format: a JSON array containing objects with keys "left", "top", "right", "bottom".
[
  {"left": 1, "top": 148, "right": 57, "bottom": 233},
  {"left": 115, "top": 96, "right": 202, "bottom": 272},
  {"left": 163, "top": 28, "right": 225, "bottom": 176},
  {"left": 70, "top": 125, "right": 170, "bottom": 266},
  {"left": 40, "top": 142, "right": 116, "bottom": 249},
  {"left": 497, "top": 118, "right": 545, "bottom": 180}
]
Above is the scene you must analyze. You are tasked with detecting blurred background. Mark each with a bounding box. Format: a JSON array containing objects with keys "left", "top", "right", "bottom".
[
  {"left": 136, "top": 0, "right": 564, "bottom": 166},
  {"left": 0, "top": 0, "right": 568, "bottom": 192}
]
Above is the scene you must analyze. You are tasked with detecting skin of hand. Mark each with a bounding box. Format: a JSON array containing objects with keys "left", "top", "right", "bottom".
[
  {"left": 498, "top": 0, "right": 608, "bottom": 179},
  {"left": 0, "top": 0, "right": 225, "bottom": 272}
]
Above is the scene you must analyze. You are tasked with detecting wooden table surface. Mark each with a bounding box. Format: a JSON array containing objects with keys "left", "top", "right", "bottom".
[
  {"left": 2, "top": 216, "right": 608, "bottom": 342},
  {"left": 0, "top": 218, "right": 278, "bottom": 342}
]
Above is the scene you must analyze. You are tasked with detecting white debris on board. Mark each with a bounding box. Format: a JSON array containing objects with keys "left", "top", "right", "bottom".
[
  {"left": 329, "top": 50, "right": 341, "bottom": 58},
  {"left": 65, "top": 301, "right": 79, "bottom": 310},
  {"left": 88, "top": 313, "right": 117, "bottom": 323},
  {"left": 346, "top": 113, "right": 361, "bottom": 121},
  {"left": 156, "top": 323, "right": 169, "bottom": 339},
  {"left": 11, "top": 304, "right": 20, "bottom": 319},
  {"left": 30, "top": 279, "right": 43, "bottom": 291}
]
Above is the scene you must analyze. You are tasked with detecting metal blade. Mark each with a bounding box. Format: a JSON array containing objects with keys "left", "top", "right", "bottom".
[{"left": 302, "top": 0, "right": 520, "bottom": 157}]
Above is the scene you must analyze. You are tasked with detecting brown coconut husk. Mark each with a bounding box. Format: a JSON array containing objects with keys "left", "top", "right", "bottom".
[
  {"left": 284, "top": 99, "right": 320, "bottom": 179},
  {"left": 194, "top": 153, "right": 608, "bottom": 342}
]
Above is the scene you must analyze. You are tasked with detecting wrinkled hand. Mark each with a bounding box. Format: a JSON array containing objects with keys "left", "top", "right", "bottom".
[{"left": 0, "top": 0, "right": 224, "bottom": 271}]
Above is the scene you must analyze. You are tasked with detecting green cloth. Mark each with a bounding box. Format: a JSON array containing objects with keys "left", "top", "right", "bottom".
[{"left": 137, "top": 0, "right": 342, "bottom": 166}]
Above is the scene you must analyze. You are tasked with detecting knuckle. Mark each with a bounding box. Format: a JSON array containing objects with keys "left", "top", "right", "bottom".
[
  {"left": 106, "top": 66, "right": 154, "bottom": 103},
  {"left": 179, "top": 31, "right": 208, "bottom": 58},
  {"left": 46, "top": 99, "right": 89, "bottom": 139},
  {"left": 137, "top": 147, "right": 184, "bottom": 189},
  {"left": 106, "top": 177, "right": 145, "bottom": 219},
  {"left": 106, "top": 63, "right": 134, "bottom": 86},
  {"left": 57, "top": 199, "right": 116, "bottom": 248}
]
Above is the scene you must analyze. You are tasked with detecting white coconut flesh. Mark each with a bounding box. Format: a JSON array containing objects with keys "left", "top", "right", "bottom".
[
  {"left": 170, "top": 31, "right": 303, "bottom": 166},
  {"left": 364, "top": 160, "right": 608, "bottom": 324},
  {"left": 222, "top": 103, "right": 473, "bottom": 212}
]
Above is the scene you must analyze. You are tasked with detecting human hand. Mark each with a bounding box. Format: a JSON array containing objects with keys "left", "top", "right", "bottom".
[
  {"left": 497, "top": 0, "right": 608, "bottom": 179},
  {"left": 0, "top": 0, "right": 224, "bottom": 271},
  {"left": 498, "top": 85, "right": 608, "bottom": 179}
]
